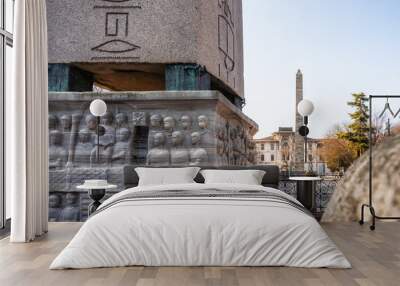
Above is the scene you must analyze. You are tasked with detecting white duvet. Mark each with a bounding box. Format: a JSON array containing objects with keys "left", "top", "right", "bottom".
[{"left": 50, "top": 183, "right": 351, "bottom": 269}]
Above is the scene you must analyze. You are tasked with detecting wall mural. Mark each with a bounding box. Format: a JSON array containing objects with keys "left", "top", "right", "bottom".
[{"left": 48, "top": 96, "right": 256, "bottom": 222}]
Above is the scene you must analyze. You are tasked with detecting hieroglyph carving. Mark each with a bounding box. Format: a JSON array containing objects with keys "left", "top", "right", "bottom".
[
  {"left": 91, "top": 0, "right": 142, "bottom": 60},
  {"left": 218, "top": 0, "right": 236, "bottom": 87}
]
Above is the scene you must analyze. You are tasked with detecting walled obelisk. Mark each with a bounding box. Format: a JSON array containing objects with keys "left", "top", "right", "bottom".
[{"left": 294, "top": 69, "right": 305, "bottom": 172}]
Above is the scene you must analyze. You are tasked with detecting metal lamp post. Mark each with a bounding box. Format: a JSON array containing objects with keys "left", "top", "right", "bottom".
[
  {"left": 291, "top": 99, "right": 319, "bottom": 215},
  {"left": 297, "top": 99, "right": 314, "bottom": 172},
  {"left": 89, "top": 99, "right": 107, "bottom": 163}
]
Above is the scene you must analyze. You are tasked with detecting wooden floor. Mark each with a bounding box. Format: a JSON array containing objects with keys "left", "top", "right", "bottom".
[{"left": 0, "top": 222, "right": 399, "bottom": 286}]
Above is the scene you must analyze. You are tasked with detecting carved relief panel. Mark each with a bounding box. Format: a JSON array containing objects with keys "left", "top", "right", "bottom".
[
  {"left": 48, "top": 91, "right": 256, "bottom": 222},
  {"left": 146, "top": 113, "right": 215, "bottom": 167}
]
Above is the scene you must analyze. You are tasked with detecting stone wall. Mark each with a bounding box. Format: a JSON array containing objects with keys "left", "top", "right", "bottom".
[{"left": 48, "top": 91, "right": 257, "bottom": 221}]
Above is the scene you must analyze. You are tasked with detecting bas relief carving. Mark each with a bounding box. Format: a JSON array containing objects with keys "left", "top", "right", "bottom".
[
  {"left": 146, "top": 132, "right": 169, "bottom": 166},
  {"left": 59, "top": 193, "right": 80, "bottom": 222},
  {"left": 48, "top": 98, "right": 255, "bottom": 222},
  {"left": 49, "top": 192, "right": 80, "bottom": 222},
  {"left": 49, "top": 130, "right": 68, "bottom": 170},
  {"left": 132, "top": 112, "right": 147, "bottom": 126},
  {"left": 170, "top": 131, "right": 189, "bottom": 165},
  {"left": 112, "top": 128, "right": 131, "bottom": 164},
  {"left": 49, "top": 108, "right": 148, "bottom": 170},
  {"left": 189, "top": 132, "right": 208, "bottom": 166},
  {"left": 150, "top": 113, "right": 162, "bottom": 129},
  {"left": 215, "top": 117, "right": 255, "bottom": 166},
  {"left": 180, "top": 115, "right": 192, "bottom": 130},
  {"left": 75, "top": 128, "right": 93, "bottom": 167},
  {"left": 49, "top": 193, "right": 62, "bottom": 222},
  {"left": 163, "top": 116, "right": 175, "bottom": 133},
  {"left": 116, "top": 112, "right": 128, "bottom": 128},
  {"left": 180, "top": 114, "right": 192, "bottom": 147},
  {"left": 60, "top": 114, "right": 72, "bottom": 132},
  {"left": 49, "top": 106, "right": 253, "bottom": 171},
  {"left": 145, "top": 114, "right": 213, "bottom": 166}
]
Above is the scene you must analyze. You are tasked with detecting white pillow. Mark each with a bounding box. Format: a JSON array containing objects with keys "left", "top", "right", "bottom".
[
  {"left": 135, "top": 167, "right": 200, "bottom": 186},
  {"left": 200, "top": 169, "right": 266, "bottom": 185}
]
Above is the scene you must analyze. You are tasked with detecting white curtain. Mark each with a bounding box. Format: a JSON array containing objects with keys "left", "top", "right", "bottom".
[{"left": 9, "top": 0, "right": 49, "bottom": 242}]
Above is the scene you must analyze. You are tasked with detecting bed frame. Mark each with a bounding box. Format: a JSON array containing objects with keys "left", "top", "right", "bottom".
[{"left": 122, "top": 165, "right": 280, "bottom": 189}]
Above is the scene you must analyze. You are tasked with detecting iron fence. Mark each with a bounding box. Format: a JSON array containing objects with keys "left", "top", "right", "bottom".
[{"left": 279, "top": 176, "right": 340, "bottom": 219}]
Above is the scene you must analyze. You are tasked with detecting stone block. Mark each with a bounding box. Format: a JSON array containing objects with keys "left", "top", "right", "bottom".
[
  {"left": 48, "top": 90, "right": 257, "bottom": 221},
  {"left": 46, "top": 0, "right": 244, "bottom": 98}
]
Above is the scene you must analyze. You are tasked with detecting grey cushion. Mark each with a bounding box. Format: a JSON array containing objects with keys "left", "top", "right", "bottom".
[{"left": 123, "top": 165, "right": 280, "bottom": 189}]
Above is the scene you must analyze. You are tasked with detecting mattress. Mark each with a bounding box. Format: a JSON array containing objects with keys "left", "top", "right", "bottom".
[{"left": 50, "top": 183, "right": 351, "bottom": 269}]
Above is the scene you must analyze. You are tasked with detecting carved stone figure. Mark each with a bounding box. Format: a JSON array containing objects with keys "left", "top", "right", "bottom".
[
  {"left": 148, "top": 114, "right": 163, "bottom": 148},
  {"left": 198, "top": 114, "right": 208, "bottom": 130},
  {"left": 85, "top": 114, "right": 97, "bottom": 131},
  {"left": 170, "top": 131, "right": 189, "bottom": 165},
  {"left": 75, "top": 128, "right": 93, "bottom": 166},
  {"left": 216, "top": 125, "right": 226, "bottom": 141},
  {"left": 216, "top": 123, "right": 229, "bottom": 165},
  {"left": 49, "top": 193, "right": 62, "bottom": 222},
  {"left": 65, "top": 113, "right": 82, "bottom": 168},
  {"left": 60, "top": 114, "right": 72, "bottom": 132},
  {"left": 248, "top": 141, "right": 256, "bottom": 164},
  {"left": 78, "top": 127, "right": 92, "bottom": 144},
  {"left": 112, "top": 127, "right": 131, "bottom": 164},
  {"left": 189, "top": 131, "right": 208, "bottom": 166},
  {"left": 163, "top": 116, "right": 175, "bottom": 132},
  {"left": 90, "top": 143, "right": 114, "bottom": 166},
  {"left": 216, "top": 124, "right": 227, "bottom": 155},
  {"left": 132, "top": 112, "right": 147, "bottom": 126},
  {"left": 101, "top": 111, "right": 114, "bottom": 126},
  {"left": 59, "top": 192, "right": 80, "bottom": 221},
  {"left": 238, "top": 125, "right": 245, "bottom": 152},
  {"left": 93, "top": 111, "right": 115, "bottom": 165},
  {"left": 180, "top": 115, "right": 192, "bottom": 130},
  {"left": 49, "top": 114, "right": 58, "bottom": 130},
  {"left": 232, "top": 125, "right": 243, "bottom": 164},
  {"left": 115, "top": 112, "right": 128, "bottom": 128},
  {"left": 146, "top": 132, "right": 169, "bottom": 166},
  {"left": 198, "top": 114, "right": 213, "bottom": 147},
  {"left": 179, "top": 114, "right": 192, "bottom": 147},
  {"left": 150, "top": 114, "right": 162, "bottom": 129},
  {"left": 232, "top": 126, "right": 241, "bottom": 165},
  {"left": 228, "top": 124, "right": 236, "bottom": 164},
  {"left": 49, "top": 130, "right": 68, "bottom": 169}
]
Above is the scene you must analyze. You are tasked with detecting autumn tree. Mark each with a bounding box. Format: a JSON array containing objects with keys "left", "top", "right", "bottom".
[
  {"left": 319, "top": 138, "right": 356, "bottom": 172},
  {"left": 337, "top": 92, "right": 369, "bottom": 157}
]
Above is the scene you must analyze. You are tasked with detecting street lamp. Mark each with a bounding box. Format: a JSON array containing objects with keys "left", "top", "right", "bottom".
[
  {"left": 297, "top": 99, "right": 314, "bottom": 172},
  {"left": 89, "top": 99, "right": 107, "bottom": 163}
]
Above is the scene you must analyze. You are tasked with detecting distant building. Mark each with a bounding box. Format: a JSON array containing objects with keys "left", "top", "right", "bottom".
[
  {"left": 254, "top": 70, "right": 327, "bottom": 175},
  {"left": 254, "top": 127, "right": 326, "bottom": 174}
]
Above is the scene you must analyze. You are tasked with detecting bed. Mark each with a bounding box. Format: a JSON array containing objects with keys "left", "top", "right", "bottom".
[{"left": 50, "top": 165, "right": 350, "bottom": 269}]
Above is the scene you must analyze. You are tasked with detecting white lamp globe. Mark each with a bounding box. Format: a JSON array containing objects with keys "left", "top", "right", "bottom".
[
  {"left": 89, "top": 99, "right": 107, "bottom": 117},
  {"left": 297, "top": 99, "right": 314, "bottom": 117}
]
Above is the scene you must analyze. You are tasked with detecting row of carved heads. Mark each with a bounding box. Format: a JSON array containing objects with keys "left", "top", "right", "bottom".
[
  {"left": 150, "top": 114, "right": 209, "bottom": 131},
  {"left": 147, "top": 131, "right": 208, "bottom": 166},
  {"left": 50, "top": 112, "right": 209, "bottom": 131}
]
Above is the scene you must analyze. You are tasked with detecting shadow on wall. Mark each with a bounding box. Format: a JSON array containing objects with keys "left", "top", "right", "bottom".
[{"left": 321, "top": 134, "right": 400, "bottom": 222}]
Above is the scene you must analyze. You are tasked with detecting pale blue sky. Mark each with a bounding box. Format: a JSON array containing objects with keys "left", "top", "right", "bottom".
[{"left": 242, "top": 0, "right": 400, "bottom": 138}]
